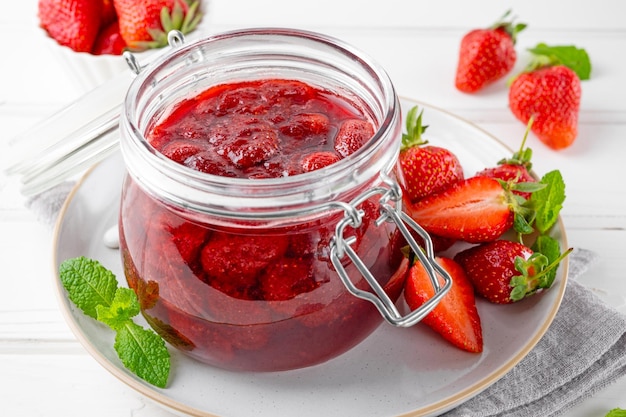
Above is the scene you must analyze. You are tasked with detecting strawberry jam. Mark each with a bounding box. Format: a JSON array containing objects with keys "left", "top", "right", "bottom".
[
  {"left": 146, "top": 79, "right": 375, "bottom": 178},
  {"left": 118, "top": 29, "right": 406, "bottom": 372}
]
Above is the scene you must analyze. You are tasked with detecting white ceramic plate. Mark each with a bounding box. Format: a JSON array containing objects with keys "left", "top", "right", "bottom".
[{"left": 52, "top": 98, "right": 568, "bottom": 417}]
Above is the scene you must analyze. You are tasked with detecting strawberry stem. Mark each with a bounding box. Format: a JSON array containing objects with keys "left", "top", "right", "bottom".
[
  {"left": 490, "top": 9, "right": 527, "bottom": 44},
  {"left": 499, "top": 116, "right": 534, "bottom": 168}
]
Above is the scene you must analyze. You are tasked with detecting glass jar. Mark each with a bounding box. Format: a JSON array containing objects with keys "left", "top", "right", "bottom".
[{"left": 118, "top": 28, "right": 449, "bottom": 372}]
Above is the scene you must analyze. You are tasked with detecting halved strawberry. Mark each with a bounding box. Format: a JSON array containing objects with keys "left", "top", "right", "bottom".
[
  {"left": 404, "top": 176, "right": 527, "bottom": 243},
  {"left": 404, "top": 256, "right": 483, "bottom": 353},
  {"left": 398, "top": 106, "right": 464, "bottom": 202}
]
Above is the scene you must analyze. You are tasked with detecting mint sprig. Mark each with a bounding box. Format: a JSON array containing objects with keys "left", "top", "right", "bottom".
[
  {"left": 531, "top": 234, "right": 568, "bottom": 289},
  {"left": 530, "top": 169, "right": 566, "bottom": 234},
  {"left": 60, "top": 257, "right": 170, "bottom": 388}
]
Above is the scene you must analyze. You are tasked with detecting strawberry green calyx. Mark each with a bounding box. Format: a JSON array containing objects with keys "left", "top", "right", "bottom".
[
  {"left": 495, "top": 177, "right": 544, "bottom": 236},
  {"left": 135, "top": 0, "right": 202, "bottom": 50},
  {"left": 509, "top": 239, "right": 572, "bottom": 301},
  {"left": 401, "top": 106, "right": 429, "bottom": 150},
  {"left": 523, "top": 43, "right": 591, "bottom": 80},
  {"left": 490, "top": 9, "right": 527, "bottom": 44}
]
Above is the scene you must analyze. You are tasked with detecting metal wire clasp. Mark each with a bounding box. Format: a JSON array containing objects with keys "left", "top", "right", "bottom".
[
  {"left": 123, "top": 30, "right": 186, "bottom": 75},
  {"left": 329, "top": 174, "right": 452, "bottom": 328}
]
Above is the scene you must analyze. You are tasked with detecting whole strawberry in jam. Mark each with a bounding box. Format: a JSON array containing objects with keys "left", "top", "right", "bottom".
[
  {"left": 333, "top": 119, "right": 375, "bottom": 158},
  {"left": 200, "top": 233, "right": 289, "bottom": 300},
  {"left": 508, "top": 43, "right": 591, "bottom": 150},
  {"left": 147, "top": 79, "right": 375, "bottom": 178},
  {"left": 398, "top": 106, "right": 464, "bottom": 202},
  {"left": 455, "top": 10, "right": 526, "bottom": 93}
]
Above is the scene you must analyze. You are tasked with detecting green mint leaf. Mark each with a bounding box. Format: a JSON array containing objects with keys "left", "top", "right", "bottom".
[
  {"left": 528, "top": 43, "right": 592, "bottom": 80},
  {"left": 96, "top": 288, "right": 141, "bottom": 331},
  {"left": 59, "top": 257, "right": 118, "bottom": 319},
  {"left": 60, "top": 256, "right": 171, "bottom": 388},
  {"left": 531, "top": 235, "right": 561, "bottom": 288},
  {"left": 606, "top": 408, "right": 626, "bottom": 417},
  {"left": 115, "top": 321, "right": 170, "bottom": 388},
  {"left": 530, "top": 169, "right": 566, "bottom": 234}
]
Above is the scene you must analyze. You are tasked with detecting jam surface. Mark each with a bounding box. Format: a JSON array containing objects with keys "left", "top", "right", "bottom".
[
  {"left": 121, "top": 78, "right": 403, "bottom": 371},
  {"left": 146, "top": 79, "right": 375, "bottom": 178}
]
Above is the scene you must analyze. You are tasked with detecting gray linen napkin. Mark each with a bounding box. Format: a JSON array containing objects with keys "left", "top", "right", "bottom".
[
  {"left": 444, "top": 248, "right": 626, "bottom": 417},
  {"left": 29, "top": 184, "right": 626, "bottom": 417}
]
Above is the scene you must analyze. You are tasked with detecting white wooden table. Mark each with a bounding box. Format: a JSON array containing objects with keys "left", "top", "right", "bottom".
[{"left": 1, "top": 1, "right": 625, "bottom": 415}]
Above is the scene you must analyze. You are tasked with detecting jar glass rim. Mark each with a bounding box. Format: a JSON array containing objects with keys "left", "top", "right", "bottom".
[{"left": 120, "top": 28, "right": 401, "bottom": 217}]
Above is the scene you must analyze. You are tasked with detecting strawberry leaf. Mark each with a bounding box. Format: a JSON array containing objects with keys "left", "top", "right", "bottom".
[{"left": 527, "top": 43, "right": 592, "bottom": 80}]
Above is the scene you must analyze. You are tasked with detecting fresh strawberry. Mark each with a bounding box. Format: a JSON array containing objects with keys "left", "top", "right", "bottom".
[
  {"left": 455, "top": 10, "right": 526, "bottom": 93},
  {"left": 101, "top": 0, "right": 118, "bottom": 28},
  {"left": 38, "top": 0, "right": 102, "bottom": 52},
  {"left": 404, "top": 256, "right": 483, "bottom": 353},
  {"left": 390, "top": 227, "right": 457, "bottom": 256},
  {"left": 476, "top": 118, "right": 537, "bottom": 199},
  {"left": 398, "top": 106, "right": 464, "bottom": 202},
  {"left": 454, "top": 239, "right": 572, "bottom": 304},
  {"left": 113, "top": 0, "right": 202, "bottom": 50},
  {"left": 405, "top": 176, "right": 531, "bottom": 243},
  {"left": 300, "top": 151, "right": 341, "bottom": 172},
  {"left": 92, "top": 20, "right": 127, "bottom": 55},
  {"left": 508, "top": 44, "right": 591, "bottom": 150},
  {"left": 333, "top": 119, "right": 375, "bottom": 158}
]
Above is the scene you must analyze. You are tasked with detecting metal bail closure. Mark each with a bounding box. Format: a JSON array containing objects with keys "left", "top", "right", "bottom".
[
  {"left": 329, "top": 175, "right": 452, "bottom": 328},
  {"left": 123, "top": 30, "right": 186, "bottom": 75}
]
